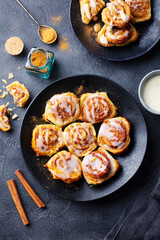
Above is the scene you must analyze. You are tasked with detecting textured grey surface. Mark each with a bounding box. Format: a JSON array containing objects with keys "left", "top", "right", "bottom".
[{"left": 0, "top": 0, "right": 160, "bottom": 240}]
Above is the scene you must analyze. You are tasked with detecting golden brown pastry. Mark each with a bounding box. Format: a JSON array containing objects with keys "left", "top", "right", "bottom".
[
  {"left": 80, "top": 0, "right": 105, "bottom": 24},
  {"left": 43, "top": 92, "right": 80, "bottom": 128},
  {"left": 0, "top": 105, "right": 11, "bottom": 132},
  {"left": 80, "top": 92, "right": 117, "bottom": 124},
  {"left": 125, "top": 0, "right": 151, "bottom": 23},
  {"left": 82, "top": 147, "right": 120, "bottom": 184},
  {"left": 64, "top": 122, "right": 97, "bottom": 157},
  {"left": 44, "top": 150, "right": 82, "bottom": 184},
  {"left": 97, "top": 117, "right": 130, "bottom": 154},
  {"left": 102, "top": 0, "right": 131, "bottom": 28},
  {"left": 96, "top": 24, "right": 138, "bottom": 47},
  {"left": 31, "top": 124, "right": 64, "bottom": 157},
  {"left": 6, "top": 81, "right": 30, "bottom": 107}
]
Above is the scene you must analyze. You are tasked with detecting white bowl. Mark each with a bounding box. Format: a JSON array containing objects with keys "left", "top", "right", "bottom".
[{"left": 138, "top": 70, "right": 160, "bottom": 115}]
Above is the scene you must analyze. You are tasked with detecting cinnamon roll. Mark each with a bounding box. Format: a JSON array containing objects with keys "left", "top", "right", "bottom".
[
  {"left": 44, "top": 150, "right": 82, "bottom": 184},
  {"left": 6, "top": 81, "right": 30, "bottom": 107},
  {"left": 43, "top": 92, "right": 80, "bottom": 128},
  {"left": 82, "top": 147, "right": 120, "bottom": 184},
  {"left": 0, "top": 105, "right": 11, "bottom": 132},
  {"left": 64, "top": 122, "right": 97, "bottom": 157},
  {"left": 102, "top": 0, "right": 131, "bottom": 28},
  {"left": 31, "top": 124, "right": 65, "bottom": 157},
  {"left": 96, "top": 24, "right": 138, "bottom": 47},
  {"left": 125, "top": 0, "right": 151, "bottom": 23},
  {"left": 97, "top": 117, "right": 130, "bottom": 154},
  {"left": 80, "top": 92, "right": 117, "bottom": 124},
  {"left": 80, "top": 0, "right": 105, "bottom": 24}
]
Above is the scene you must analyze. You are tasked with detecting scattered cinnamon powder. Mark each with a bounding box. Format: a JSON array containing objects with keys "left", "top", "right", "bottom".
[
  {"left": 76, "top": 85, "right": 84, "bottom": 96},
  {"left": 59, "top": 36, "right": 70, "bottom": 51},
  {"left": 50, "top": 16, "right": 62, "bottom": 26}
]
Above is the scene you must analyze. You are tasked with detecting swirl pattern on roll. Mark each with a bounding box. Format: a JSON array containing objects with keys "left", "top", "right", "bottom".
[
  {"left": 82, "top": 147, "right": 121, "bottom": 184},
  {"left": 6, "top": 81, "right": 30, "bottom": 107},
  {"left": 102, "top": 0, "right": 131, "bottom": 28},
  {"left": 64, "top": 122, "right": 97, "bottom": 157},
  {"left": 97, "top": 117, "right": 130, "bottom": 154},
  {"left": 80, "top": 92, "right": 117, "bottom": 124},
  {"left": 0, "top": 105, "right": 11, "bottom": 132},
  {"left": 44, "top": 150, "right": 82, "bottom": 184},
  {"left": 80, "top": 0, "right": 105, "bottom": 24},
  {"left": 125, "top": 0, "right": 151, "bottom": 22},
  {"left": 31, "top": 124, "right": 64, "bottom": 157},
  {"left": 43, "top": 92, "right": 80, "bottom": 127},
  {"left": 96, "top": 24, "right": 138, "bottom": 47}
]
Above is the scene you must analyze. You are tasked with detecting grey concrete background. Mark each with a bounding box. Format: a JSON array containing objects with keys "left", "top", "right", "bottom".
[{"left": 0, "top": 0, "right": 160, "bottom": 239}]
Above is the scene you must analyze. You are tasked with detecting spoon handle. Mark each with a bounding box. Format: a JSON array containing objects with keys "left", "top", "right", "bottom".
[{"left": 16, "top": 0, "right": 40, "bottom": 26}]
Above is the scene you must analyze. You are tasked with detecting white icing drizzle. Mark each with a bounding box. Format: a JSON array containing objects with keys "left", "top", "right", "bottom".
[
  {"left": 106, "top": 26, "right": 129, "bottom": 40},
  {"left": 35, "top": 126, "right": 62, "bottom": 154},
  {"left": 90, "top": 0, "right": 97, "bottom": 10},
  {"left": 83, "top": 94, "right": 109, "bottom": 122},
  {"left": 36, "top": 134, "right": 49, "bottom": 152},
  {"left": 99, "top": 119, "right": 126, "bottom": 148},
  {"left": 0, "top": 122, "right": 6, "bottom": 128},
  {"left": 107, "top": 1, "right": 129, "bottom": 22},
  {"left": 84, "top": 3, "right": 91, "bottom": 19},
  {"left": 82, "top": 152, "right": 108, "bottom": 175},
  {"left": 48, "top": 94, "right": 79, "bottom": 126},
  {"left": 64, "top": 123, "right": 96, "bottom": 156},
  {"left": 120, "top": 10, "right": 129, "bottom": 22},
  {"left": 126, "top": 0, "right": 149, "bottom": 12},
  {"left": 49, "top": 152, "right": 81, "bottom": 179}
]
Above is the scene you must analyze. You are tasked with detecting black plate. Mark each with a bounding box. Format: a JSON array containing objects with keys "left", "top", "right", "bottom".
[
  {"left": 70, "top": 0, "right": 160, "bottom": 61},
  {"left": 21, "top": 75, "right": 147, "bottom": 201}
]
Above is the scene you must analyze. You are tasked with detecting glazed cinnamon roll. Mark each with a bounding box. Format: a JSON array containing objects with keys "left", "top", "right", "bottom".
[
  {"left": 64, "top": 122, "right": 97, "bottom": 157},
  {"left": 102, "top": 0, "right": 131, "bottom": 28},
  {"left": 6, "top": 81, "right": 30, "bottom": 107},
  {"left": 80, "top": 0, "right": 105, "bottom": 24},
  {"left": 82, "top": 147, "right": 120, "bottom": 184},
  {"left": 125, "top": 0, "right": 151, "bottom": 23},
  {"left": 97, "top": 117, "right": 130, "bottom": 154},
  {"left": 31, "top": 124, "right": 65, "bottom": 157},
  {"left": 44, "top": 150, "right": 82, "bottom": 184},
  {"left": 96, "top": 24, "right": 138, "bottom": 47},
  {"left": 43, "top": 92, "right": 80, "bottom": 128},
  {"left": 0, "top": 105, "right": 11, "bottom": 132},
  {"left": 80, "top": 92, "right": 117, "bottom": 124}
]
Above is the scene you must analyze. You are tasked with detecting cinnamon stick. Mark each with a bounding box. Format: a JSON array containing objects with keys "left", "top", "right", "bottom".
[
  {"left": 15, "top": 169, "right": 45, "bottom": 208},
  {"left": 7, "top": 179, "right": 29, "bottom": 225}
]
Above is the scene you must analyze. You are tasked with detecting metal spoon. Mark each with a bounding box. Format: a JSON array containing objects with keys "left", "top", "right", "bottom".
[{"left": 16, "top": 0, "right": 57, "bottom": 44}]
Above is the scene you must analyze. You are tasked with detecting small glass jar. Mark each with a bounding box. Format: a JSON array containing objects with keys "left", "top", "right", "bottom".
[{"left": 25, "top": 47, "right": 54, "bottom": 79}]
